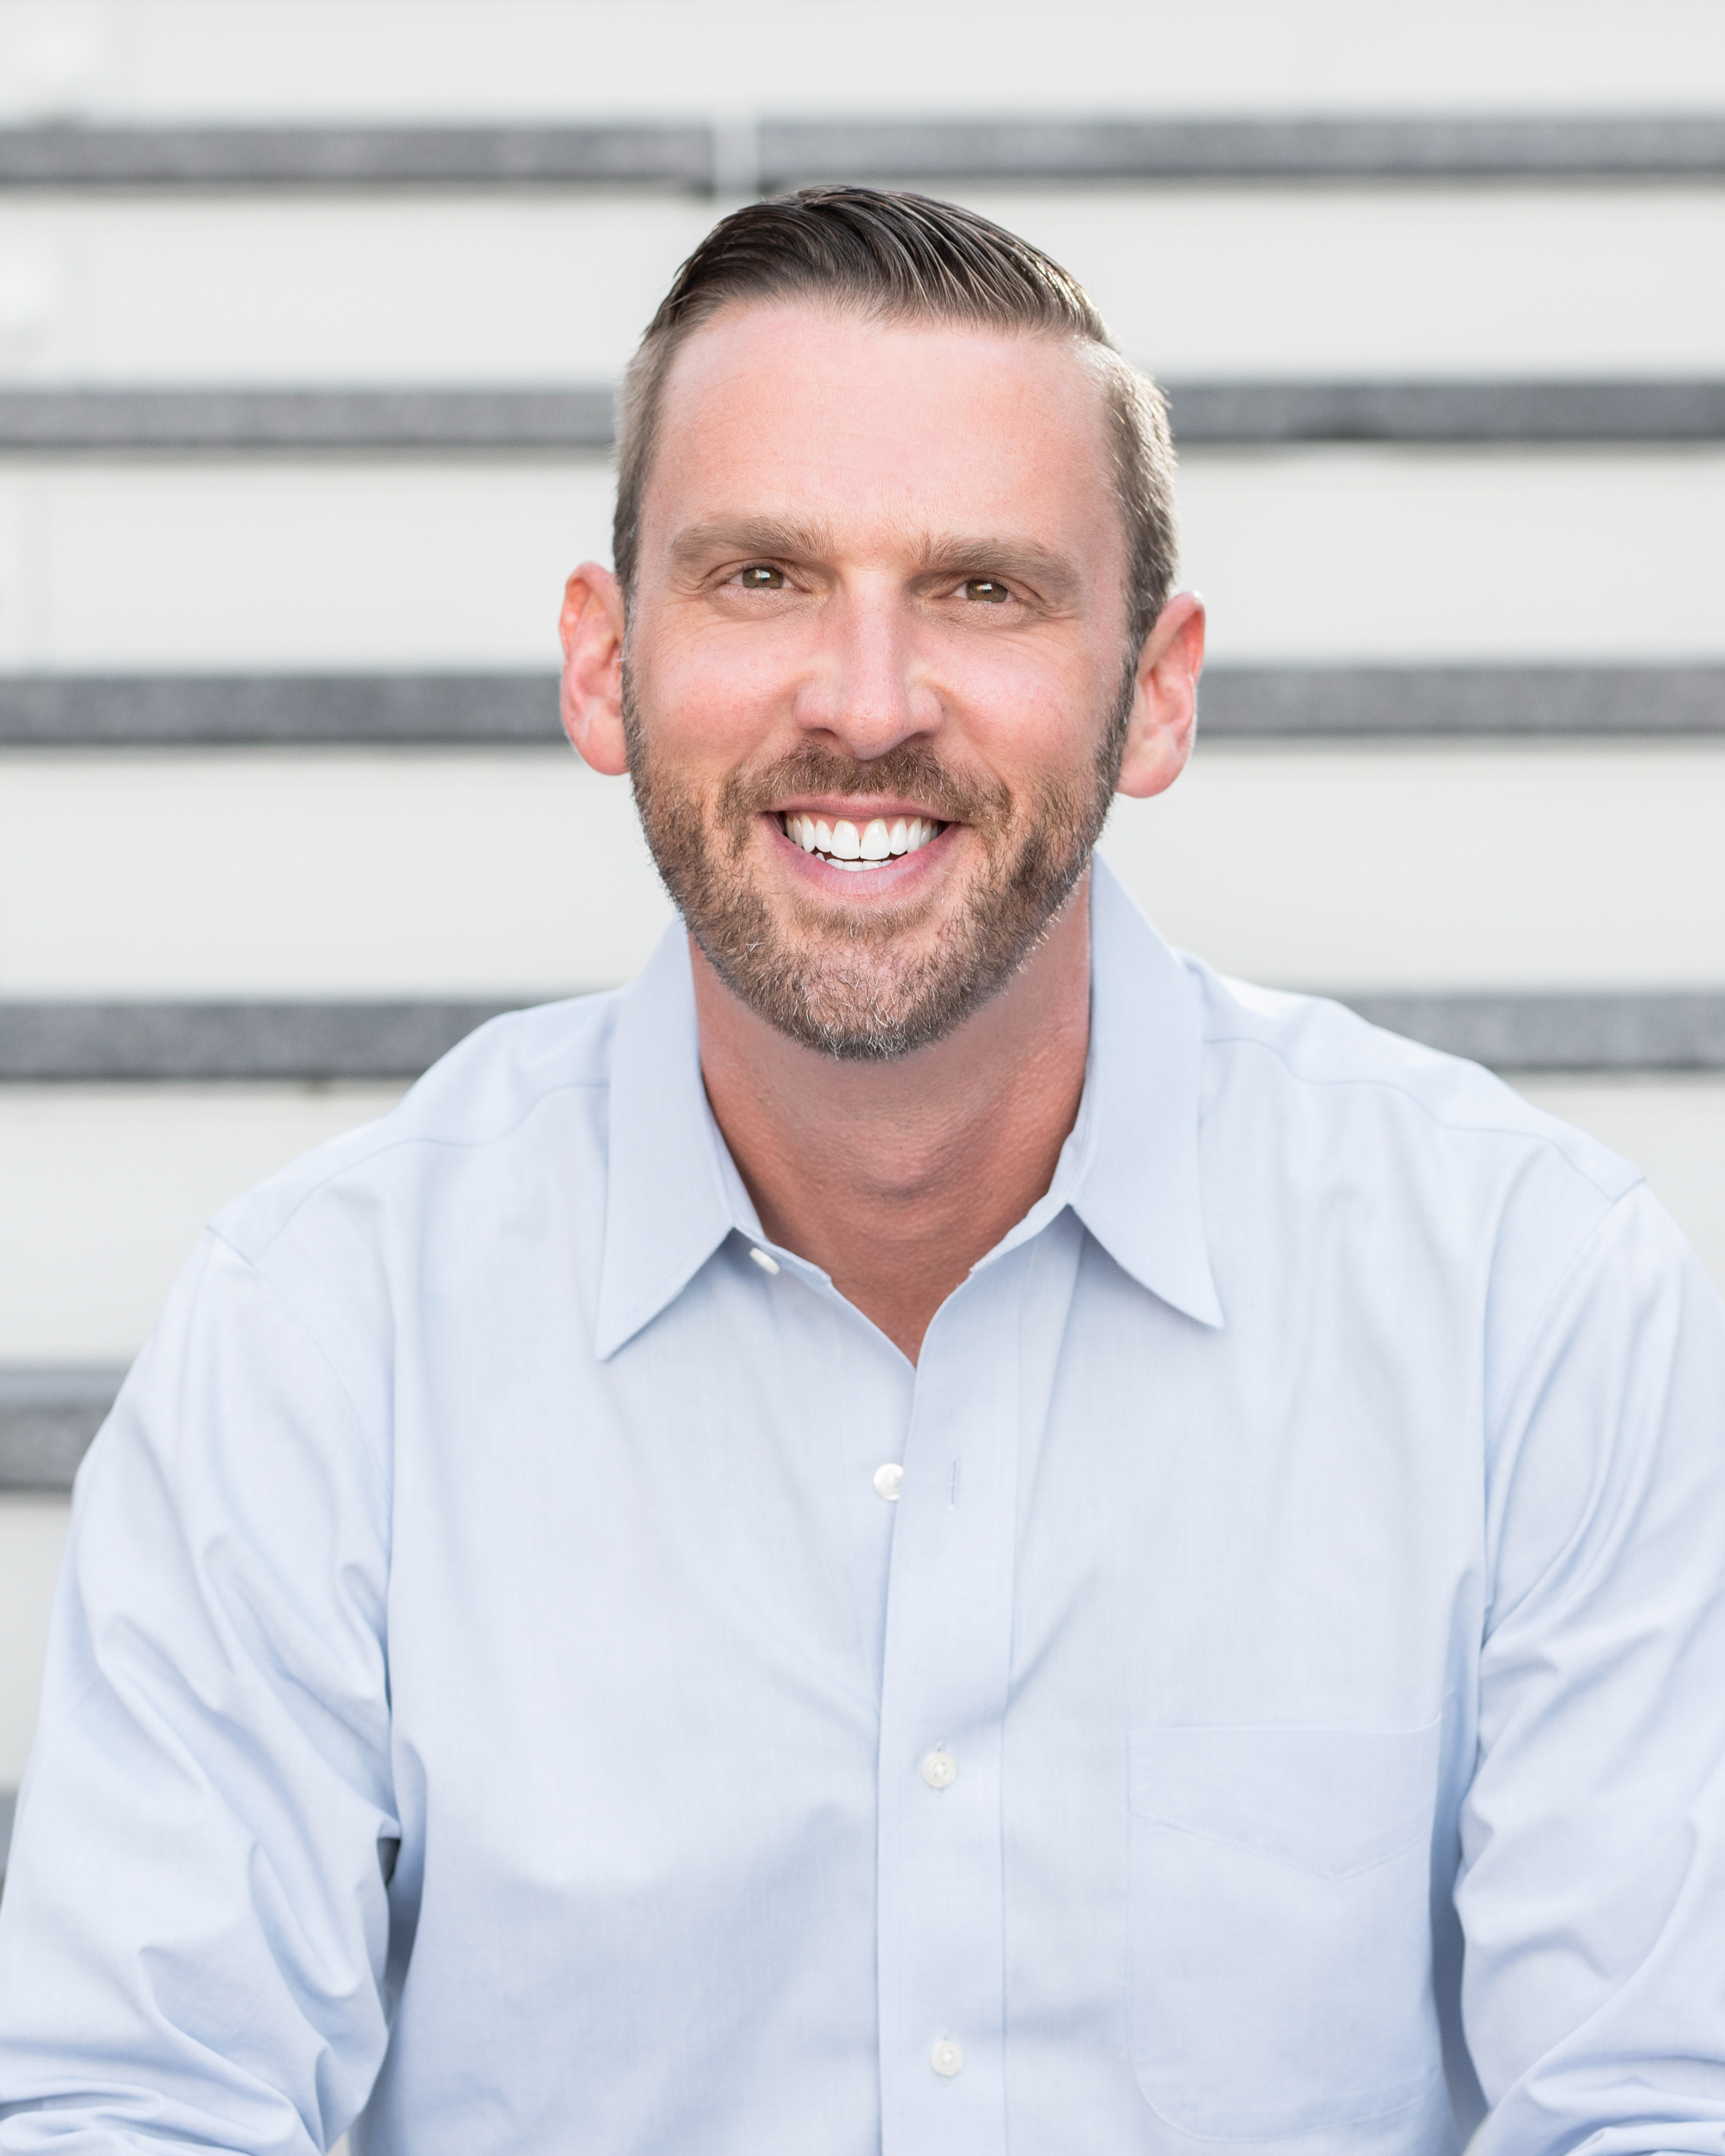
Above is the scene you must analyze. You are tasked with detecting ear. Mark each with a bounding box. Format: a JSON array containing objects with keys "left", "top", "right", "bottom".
[
  {"left": 558, "top": 562, "right": 630, "bottom": 776},
  {"left": 1114, "top": 590, "right": 1206, "bottom": 801}
]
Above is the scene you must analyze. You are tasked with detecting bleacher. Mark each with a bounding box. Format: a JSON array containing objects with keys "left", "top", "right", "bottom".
[{"left": 4, "top": 0, "right": 1724, "bottom": 1906}]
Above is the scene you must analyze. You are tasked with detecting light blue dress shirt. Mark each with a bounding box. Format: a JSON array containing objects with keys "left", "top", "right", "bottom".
[{"left": 4, "top": 860, "right": 1725, "bottom": 2155}]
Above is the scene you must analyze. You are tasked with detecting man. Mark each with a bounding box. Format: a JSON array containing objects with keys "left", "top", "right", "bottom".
[{"left": 3, "top": 188, "right": 1724, "bottom": 2155}]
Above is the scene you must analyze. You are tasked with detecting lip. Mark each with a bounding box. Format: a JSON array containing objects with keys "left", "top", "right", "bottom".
[{"left": 770, "top": 797, "right": 951, "bottom": 824}]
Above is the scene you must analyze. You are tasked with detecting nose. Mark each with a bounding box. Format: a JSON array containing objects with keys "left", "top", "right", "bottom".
[{"left": 792, "top": 579, "right": 939, "bottom": 761}]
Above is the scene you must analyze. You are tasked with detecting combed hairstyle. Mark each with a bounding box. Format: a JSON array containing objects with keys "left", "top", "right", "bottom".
[{"left": 612, "top": 186, "right": 1178, "bottom": 655}]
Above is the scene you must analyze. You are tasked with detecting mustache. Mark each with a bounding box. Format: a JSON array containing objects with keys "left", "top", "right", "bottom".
[{"left": 718, "top": 743, "right": 1009, "bottom": 831}]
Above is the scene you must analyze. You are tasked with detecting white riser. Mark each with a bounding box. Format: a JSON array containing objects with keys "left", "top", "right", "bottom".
[
  {"left": 1178, "top": 449, "right": 1725, "bottom": 662},
  {"left": 3, "top": 743, "right": 1722, "bottom": 996},
  {"left": 0, "top": 749, "right": 671, "bottom": 994},
  {"left": 0, "top": 462, "right": 614, "bottom": 669},
  {"left": 0, "top": 195, "right": 719, "bottom": 385},
  {"left": 1, "top": 449, "right": 1723, "bottom": 669},
  {"left": 5, "top": 186, "right": 1725, "bottom": 382},
  {"left": 2, "top": 1, "right": 1721, "bottom": 121},
  {"left": 1103, "top": 741, "right": 1725, "bottom": 991},
  {"left": 992, "top": 186, "right": 1725, "bottom": 382}
]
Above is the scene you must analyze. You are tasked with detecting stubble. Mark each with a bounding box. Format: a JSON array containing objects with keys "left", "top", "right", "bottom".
[{"left": 623, "top": 665, "right": 1132, "bottom": 1061}]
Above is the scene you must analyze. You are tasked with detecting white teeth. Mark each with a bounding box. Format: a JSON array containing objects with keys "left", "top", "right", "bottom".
[{"left": 782, "top": 810, "right": 945, "bottom": 866}]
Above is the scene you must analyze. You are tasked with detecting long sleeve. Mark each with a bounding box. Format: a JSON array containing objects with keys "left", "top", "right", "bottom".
[
  {"left": 0, "top": 1231, "right": 397, "bottom": 2154},
  {"left": 1463, "top": 1184, "right": 1725, "bottom": 2153}
]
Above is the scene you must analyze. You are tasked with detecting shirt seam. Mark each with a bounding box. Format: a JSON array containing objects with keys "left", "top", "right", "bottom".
[
  {"left": 1198, "top": 1025, "right": 1638, "bottom": 1207},
  {"left": 1477, "top": 1184, "right": 1650, "bottom": 1643},
  {"left": 227, "top": 1076, "right": 610, "bottom": 1265},
  {"left": 202, "top": 1227, "right": 395, "bottom": 1527}
]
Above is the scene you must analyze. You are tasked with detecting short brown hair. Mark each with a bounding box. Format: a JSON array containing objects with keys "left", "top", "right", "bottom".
[{"left": 612, "top": 186, "right": 1177, "bottom": 653}]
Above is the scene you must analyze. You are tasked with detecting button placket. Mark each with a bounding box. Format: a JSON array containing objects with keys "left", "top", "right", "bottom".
[{"left": 875, "top": 1245, "right": 1034, "bottom": 2155}]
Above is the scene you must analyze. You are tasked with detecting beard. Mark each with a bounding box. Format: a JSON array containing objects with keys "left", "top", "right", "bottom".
[{"left": 623, "top": 661, "right": 1133, "bottom": 1061}]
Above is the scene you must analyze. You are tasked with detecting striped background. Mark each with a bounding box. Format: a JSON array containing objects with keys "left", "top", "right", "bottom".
[{"left": 3, "top": 0, "right": 1724, "bottom": 1893}]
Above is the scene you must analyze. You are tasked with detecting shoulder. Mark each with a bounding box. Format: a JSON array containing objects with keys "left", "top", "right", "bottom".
[
  {"left": 1182, "top": 959, "right": 1653, "bottom": 1399},
  {"left": 211, "top": 989, "right": 625, "bottom": 1265},
  {"left": 1189, "top": 957, "right": 1638, "bottom": 1210}
]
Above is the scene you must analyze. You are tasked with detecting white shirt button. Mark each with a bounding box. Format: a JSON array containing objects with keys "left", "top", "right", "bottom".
[
  {"left": 748, "top": 1247, "right": 780, "bottom": 1275},
  {"left": 931, "top": 2038, "right": 965, "bottom": 2077},
  {"left": 921, "top": 1749, "right": 957, "bottom": 1791},
  {"left": 872, "top": 1462, "right": 903, "bottom": 1502}
]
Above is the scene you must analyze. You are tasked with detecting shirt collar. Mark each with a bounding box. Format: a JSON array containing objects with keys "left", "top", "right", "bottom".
[
  {"left": 595, "top": 924, "right": 746, "bottom": 1360},
  {"left": 594, "top": 854, "right": 1221, "bottom": 1359},
  {"left": 1064, "top": 856, "right": 1223, "bottom": 1329}
]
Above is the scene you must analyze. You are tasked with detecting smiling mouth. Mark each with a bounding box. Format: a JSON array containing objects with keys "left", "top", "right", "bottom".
[{"left": 780, "top": 811, "right": 947, "bottom": 873}]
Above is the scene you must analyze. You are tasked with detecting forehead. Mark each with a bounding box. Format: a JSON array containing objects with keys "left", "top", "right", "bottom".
[{"left": 643, "top": 301, "right": 1121, "bottom": 562}]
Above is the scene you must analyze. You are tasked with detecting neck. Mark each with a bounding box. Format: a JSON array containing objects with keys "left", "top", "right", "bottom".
[{"left": 692, "top": 874, "right": 1093, "bottom": 1362}]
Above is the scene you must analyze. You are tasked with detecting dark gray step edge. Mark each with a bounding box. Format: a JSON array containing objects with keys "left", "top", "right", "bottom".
[
  {"left": 3, "top": 382, "right": 1725, "bottom": 451},
  {"left": 2, "top": 667, "right": 1721, "bottom": 745},
  {"left": 5, "top": 116, "right": 1725, "bottom": 189},
  {"left": 0, "top": 122, "right": 715, "bottom": 189},
  {"left": 758, "top": 114, "right": 1725, "bottom": 184},
  {"left": 0, "top": 999, "right": 540, "bottom": 1082},
  {"left": 0, "top": 1365, "right": 131, "bottom": 1493},
  {"left": 0, "top": 386, "right": 617, "bottom": 452},
  {"left": 1, "top": 991, "right": 1722, "bottom": 1093}
]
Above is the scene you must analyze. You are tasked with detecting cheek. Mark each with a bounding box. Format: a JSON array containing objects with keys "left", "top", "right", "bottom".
[
  {"left": 637, "top": 627, "right": 797, "bottom": 764},
  {"left": 950, "top": 645, "right": 1109, "bottom": 779}
]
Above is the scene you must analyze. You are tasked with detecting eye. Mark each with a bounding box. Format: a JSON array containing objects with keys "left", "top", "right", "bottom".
[
  {"left": 959, "top": 577, "right": 1012, "bottom": 604},
  {"left": 736, "top": 564, "right": 785, "bottom": 590}
]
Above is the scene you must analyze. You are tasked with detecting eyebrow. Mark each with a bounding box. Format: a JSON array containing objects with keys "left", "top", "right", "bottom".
[
  {"left": 666, "top": 516, "right": 839, "bottom": 574},
  {"left": 666, "top": 517, "right": 1087, "bottom": 603}
]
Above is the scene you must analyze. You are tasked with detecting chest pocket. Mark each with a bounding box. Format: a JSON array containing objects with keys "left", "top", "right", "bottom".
[{"left": 1128, "top": 1718, "right": 1444, "bottom": 2144}]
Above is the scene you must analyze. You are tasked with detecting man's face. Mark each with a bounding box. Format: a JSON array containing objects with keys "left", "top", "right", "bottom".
[{"left": 623, "top": 302, "right": 1137, "bottom": 1059}]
